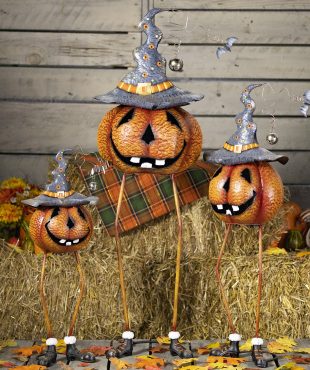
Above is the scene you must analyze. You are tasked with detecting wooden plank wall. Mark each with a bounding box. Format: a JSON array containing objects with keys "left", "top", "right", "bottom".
[{"left": 0, "top": 0, "right": 309, "bottom": 206}]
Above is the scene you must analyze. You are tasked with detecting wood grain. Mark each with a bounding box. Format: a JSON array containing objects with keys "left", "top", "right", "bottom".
[
  {"left": 0, "top": 0, "right": 140, "bottom": 31},
  {"left": 1, "top": 102, "right": 309, "bottom": 152},
  {"left": 0, "top": 67, "right": 308, "bottom": 116},
  {"left": 154, "top": 0, "right": 310, "bottom": 10},
  {"left": 0, "top": 32, "right": 138, "bottom": 67},
  {"left": 156, "top": 11, "right": 310, "bottom": 44}
]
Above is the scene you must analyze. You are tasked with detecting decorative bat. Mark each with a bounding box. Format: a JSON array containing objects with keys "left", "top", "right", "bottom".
[{"left": 216, "top": 37, "right": 238, "bottom": 59}]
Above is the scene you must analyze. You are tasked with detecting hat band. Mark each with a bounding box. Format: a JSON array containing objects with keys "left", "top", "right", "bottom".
[
  {"left": 224, "top": 142, "right": 259, "bottom": 154},
  {"left": 42, "top": 190, "right": 75, "bottom": 198},
  {"left": 117, "top": 81, "right": 173, "bottom": 96}
]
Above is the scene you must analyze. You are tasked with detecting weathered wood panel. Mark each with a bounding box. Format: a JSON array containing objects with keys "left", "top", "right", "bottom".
[
  {"left": 0, "top": 67, "right": 308, "bottom": 116},
  {"left": 1, "top": 153, "right": 309, "bottom": 187},
  {"left": 156, "top": 11, "right": 310, "bottom": 44},
  {"left": 1, "top": 103, "right": 309, "bottom": 152},
  {"left": 0, "top": 0, "right": 140, "bottom": 31},
  {"left": 155, "top": 0, "right": 310, "bottom": 10},
  {"left": 0, "top": 32, "right": 138, "bottom": 67}
]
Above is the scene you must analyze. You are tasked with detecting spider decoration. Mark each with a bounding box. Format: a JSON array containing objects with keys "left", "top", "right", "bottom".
[
  {"left": 95, "top": 8, "right": 203, "bottom": 359},
  {"left": 205, "top": 84, "right": 288, "bottom": 368},
  {"left": 22, "top": 150, "right": 98, "bottom": 367}
]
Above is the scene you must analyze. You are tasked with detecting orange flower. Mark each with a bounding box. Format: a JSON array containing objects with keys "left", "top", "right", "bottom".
[{"left": 0, "top": 177, "right": 27, "bottom": 190}]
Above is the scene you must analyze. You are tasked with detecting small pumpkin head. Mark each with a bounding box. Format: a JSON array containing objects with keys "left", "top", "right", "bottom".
[
  {"left": 29, "top": 206, "right": 93, "bottom": 253},
  {"left": 97, "top": 106, "right": 202, "bottom": 174},
  {"left": 208, "top": 162, "right": 284, "bottom": 225}
]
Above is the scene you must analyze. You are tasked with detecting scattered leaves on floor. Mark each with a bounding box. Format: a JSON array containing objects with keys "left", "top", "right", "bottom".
[
  {"left": 290, "top": 356, "right": 310, "bottom": 364},
  {"left": 134, "top": 355, "right": 165, "bottom": 368},
  {"left": 110, "top": 357, "right": 131, "bottom": 370},
  {"left": 265, "top": 247, "right": 287, "bottom": 255},
  {"left": 275, "top": 361, "right": 305, "bottom": 370},
  {"left": 0, "top": 340, "right": 17, "bottom": 350},
  {"left": 294, "top": 348, "right": 310, "bottom": 354},
  {"left": 207, "top": 356, "right": 246, "bottom": 366},
  {"left": 41, "top": 338, "right": 66, "bottom": 354},
  {"left": 156, "top": 336, "right": 184, "bottom": 344},
  {"left": 239, "top": 339, "right": 252, "bottom": 352},
  {"left": 296, "top": 251, "right": 310, "bottom": 257},
  {"left": 268, "top": 337, "right": 297, "bottom": 353},
  {"left": 174, "top": 366, "right": 209, "bottom": 370},
  {"left": 197, "top": 342, "right": 221, "bottom": 355},
  {"left": 80, "top": 345, "right": 112, "bottom": 356},
  {"left": 12, "top": 345, "right": 45, "bottom": 357},
  {"left": 57, "top": 362, "right": 74, "bottom": 370},
  {"left": 12, "top": 355, "right": 29, "bottom": 362},
  {"left": 13, "top": 366, "right": 48, "bottom": 370},
  {"left": 0, "top": 360, "right": 15, "bottom": 368},
  {"left": 150, "top": 344, "right": 169, "bottom": 353},
  {"left": 172, "top": 357, "right": 198, "bottom": 367}
]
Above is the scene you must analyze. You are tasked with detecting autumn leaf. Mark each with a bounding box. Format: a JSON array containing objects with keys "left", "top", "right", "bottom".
[
  {"left": 12, "top": 345, "right": 45, "bottom": 357},
  {"left": 134, "top": 355, "right": 165, "bottom": 368},
  {"left": 172, "top": 357, "right": 198, "bottom": 367},
  {"left": 12, "top": 355, "right": 29, "bottom": 362},
  {"left": 197, "top": 342, "right": 221, "bottom": 355},
  {"left": 144, "top": 366, "right": 162, "bottom": 370},
  {"left": 294, "top": 348, "right": 310, "bottom": 354},
  {"left": 290, "top": 356, "right": 310, "bottom": 364},
  {"left": 156, "top": 336, "right": 184, "bottom": 344},
  {"left": 276, "top": 337, "right": 297, "bottom": 347},
  {"left": 0, "top": 360, "right": 15, "bottom": 368},
  {"left": 150, "top": 344, "right": 169, "bottom": 353},
  {"left": 296, "top": 251, "right": 310, "bottom": 258},
  {"left": 57, "top": 362, "right": 73, "bottom": 370},
  {"left": 0, "top": 340, "right": 17, "bottom": 348},
  {"left": 275, "top": 361, "right": 305, "bottom": 370},
  {"left": 110, "top": 357, "right": 131, "bottom": 370},
  {"left": 265, "top": 247, "right": 287, "bottom": 255},
  {"left": 239, "top": 339, "right": 252, "bottom": 352},
  {"left": 174, "top": 366, "right": 209, "bottom": 370},
  {"left": 80, "top": 345, "right": 112, "bottom": 356},
  {"left": 207, "top": 356, "right": 246, "bottom": 365},
  {"left": 268, "top": 337, "right": 297, "bottom": 353},
  {"left": 13, "top": 366, "right": 47, "bottom": 370}
]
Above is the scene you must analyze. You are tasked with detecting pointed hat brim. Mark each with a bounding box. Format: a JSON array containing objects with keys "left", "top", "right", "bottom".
[
  {"left": 94, "top": 86, "right": 204, "bottom": 110},
  {"left": 207, "top": 147, "right": 288, "bottom": 166},
  {"left": 22, "top": 192, "right": 98, "bottom": 208}
]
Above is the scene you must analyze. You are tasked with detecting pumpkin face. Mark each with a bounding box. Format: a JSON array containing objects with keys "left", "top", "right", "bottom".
[
  {"left": 208, "top": 162, "right": 284, "bottom": 225},
  {"left": 97, "top": 106, "right": 202, "bottom": 174},
  {"left": 29, "top": 206, "right": 93, "bottom": 253}
]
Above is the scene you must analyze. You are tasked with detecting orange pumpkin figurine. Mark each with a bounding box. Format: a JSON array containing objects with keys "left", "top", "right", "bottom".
[
  {"left": 22, "top": 150, "right": 98, "bottom": 367},
  {"left": 205, "top": 84, "right": 288, "bottom": 368},
  {"left": 96, "top": 8, "right": 203, "bottom": 358}
]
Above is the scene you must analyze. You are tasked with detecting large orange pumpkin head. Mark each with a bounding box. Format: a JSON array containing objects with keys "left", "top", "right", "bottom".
[
  {"left": 97, "top": 106, "right": 202, "bottom": 175},
  {"left": 22, "top": 150, "right": 98, "bottom": 253},
  {"left": 206, "top": 84, "right": 288, "bottom": 225}
]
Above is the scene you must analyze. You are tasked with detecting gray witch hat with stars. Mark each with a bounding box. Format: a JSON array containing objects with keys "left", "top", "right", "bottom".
[
  {"left": 22, "top": 150, "right": 98, "bottom": 208},
  {"left": 94, "top": 8, "right": 203, "bottom": 110},
  {"left": 207, "top": 84, "right": 288, "bottom": 166}
]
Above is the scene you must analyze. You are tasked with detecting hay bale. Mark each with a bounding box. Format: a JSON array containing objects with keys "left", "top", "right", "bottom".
[{"left": 0, "top": 164, "right": 309, "bottom": 340}]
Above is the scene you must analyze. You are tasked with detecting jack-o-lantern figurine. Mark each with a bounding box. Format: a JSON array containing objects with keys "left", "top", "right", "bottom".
[
  {"left": 22, "top": 150, "right": 98, "bottom": 367},
  {"left": 96, "top": 8, "right": 203, "bottom": 358},
  {"left": 205, "top": 84, "right": 288, "bottom": 368}
]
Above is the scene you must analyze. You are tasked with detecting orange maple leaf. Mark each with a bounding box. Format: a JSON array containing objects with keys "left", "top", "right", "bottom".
[
  {"left": 134, "top": 355, "right": 165, "bottom": 369},
  {"left": 13, "top": 366, "right": 47, "bottom": 370},
  {"left": 80, "top": 345, "right": 112, "bottom": 356},
  {"left": 207, "top": 356, "right": 246, "bottom": 365},
  {"left": 109, "top": 357, "right": 131, "bottom": 370},
  {"left": 150, "top": 345, "right": 169, "bottom": 353},
  {"left": 12, "top": 345, "right": 45, "bottom": 357}
]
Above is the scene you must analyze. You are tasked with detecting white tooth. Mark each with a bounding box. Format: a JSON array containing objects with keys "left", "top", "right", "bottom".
[
  {"left": 59, "top": 239, "right": 66, "bottom": 244},
  {"left": 141, "top": 162, "right": 152, "bottom": 169},
  {"left": 130, "top": 157, "right": 140, "bottom": 163},
  {"left": 226, "top": 210, "right": 232, "bottom": 215},
  {"left": 73, "top": 239, "right": 79, "bottom": 244},
  {"left": 155, "top": 159, "right": 165, "bottom": 166},
  {"left": 66, "top": 242, "right": 72, "bottom": 246},
  {"left": 217, "top": 205, "right": 223, "bottom": 210},
  {"left": 232, "top": 205, "right": 239, "bottom": 211}
]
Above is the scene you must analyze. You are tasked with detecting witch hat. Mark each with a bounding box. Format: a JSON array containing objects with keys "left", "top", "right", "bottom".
[
  {"left": 207, "top": 84, "right": 288, "bottom": 166},
  {"left": 22, "top": 150, "right": 98, "bottom": 208},
  {"left": 94, "top": 8, "right": 203, "bottom": 110}
]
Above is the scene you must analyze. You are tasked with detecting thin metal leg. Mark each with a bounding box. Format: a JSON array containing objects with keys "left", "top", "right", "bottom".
[
  {"left": 40, "top": 252, "right": 53, "bottom": 338},
  {"left": 255, "top": 225, "right": 263, "bottom": 337}
]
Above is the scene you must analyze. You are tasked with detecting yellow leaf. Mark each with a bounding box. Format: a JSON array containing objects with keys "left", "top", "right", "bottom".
[
  {"left": 296, "top": 251, "right": 310, "bottom": 258},
  {"left": 156, "top": 336, "right": 184, "bottom": 344},
  {"left": 277, "top": 337, "right": 297, "bottom": 347},
  {"left": 172, "top": 358, "right": 198, "bottom": 367},
  {"left": 265, "top": 247, "right": 287, "bottom": 255},
  {"left": 207, "top": 357, "right": 245, "bottom": 365},
  {"left": 110, "top": 357, "right": 131, "bottom": 370},
  {"left": 207, "top": 342, "right": 222, "bottom": 349},
  {"left": 134, "top": 355, "right": 165, "bottom": 368},
  {"left": 0, "top": 340, "right": 17, "bottom": 348},
  {"left": 275, "top": 362, "right": 305, "bottom": 370},
  {"left": 294, "top": 348, "right": 310, "bottom": 354},
  {"left": 268, "top": 337, "right": 297, "bottom": 353},
  {"left": 175, "top": 367, "right": 208, "bottom": 370},
  {"left": 239, "top": 339, "right": 252, "bottom": 352}
]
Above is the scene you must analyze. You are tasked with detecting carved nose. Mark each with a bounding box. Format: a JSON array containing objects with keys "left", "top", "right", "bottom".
[
  {"left": 141, "top": 124, "right": 155, "bottom": 144},
  {"left": 223, "top": 178, "right": 230, "bottom": 192},
  {"left": 67, "top": 217, "right": 75, "bottom": 229}
]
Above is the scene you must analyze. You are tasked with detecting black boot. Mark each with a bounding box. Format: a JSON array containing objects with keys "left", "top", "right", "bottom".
[
  {"left": 170, "top": 339, "right": 193, "bottom": 358},
  {"left": 65, "top": 336, "right": 96, "bottom": 363},
  {"left": 106, "top": 331, "right": 134, "bottom": 359},
  {"left": 37, "top": 340, "right": 57, "bottom": 367},
  {"left": 210, "top": 334, "right": 240, "bottom": 358},
  {"left": 251, "top": 340, "right": 279, "bottom": 368}
]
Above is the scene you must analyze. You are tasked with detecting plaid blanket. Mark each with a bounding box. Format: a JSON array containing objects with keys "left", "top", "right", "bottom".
[{"left": 75, "top": 153, "right": 216, "bottom": 236}]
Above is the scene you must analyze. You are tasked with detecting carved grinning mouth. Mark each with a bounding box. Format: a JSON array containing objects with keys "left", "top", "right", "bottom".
[
  {"left": 211, "top": 191, "right": 257, "bottom": 216},
  {"left": 45, "top": 222, "right": 90, "bottom": 247},
  {"left": 111, "top": 135, "right": 186, "bottom": 169}
]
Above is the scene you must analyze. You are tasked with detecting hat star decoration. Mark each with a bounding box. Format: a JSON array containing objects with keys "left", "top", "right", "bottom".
[{"left": 95, "top": 8, "right": 203, "bottom": 109}]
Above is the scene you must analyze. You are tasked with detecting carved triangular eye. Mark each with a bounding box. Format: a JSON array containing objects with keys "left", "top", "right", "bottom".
[
  {"left": 166, "top": 111, "right": 181, "bottom": 129},
  {"left": 51, "top": 207, "right": 60, "bottom": 218},
  {"left": 78, "top": 207, "right": 86, "bottom": 220},
  {"left": 241, "top": 168, "right": 251, "bottom": 183},
  {"left": 118, "top": 108, "right": 135, "bottom": 126},
  {"left": 212, "top": 167, "right": 222, "bottom": 178}
]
